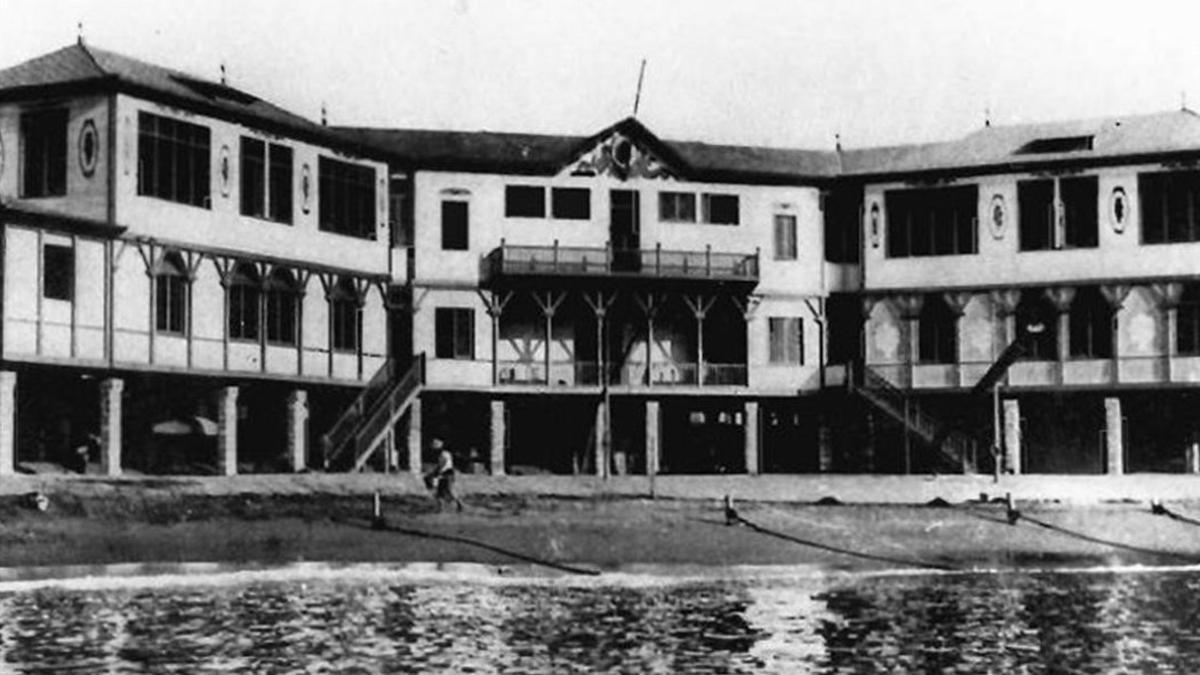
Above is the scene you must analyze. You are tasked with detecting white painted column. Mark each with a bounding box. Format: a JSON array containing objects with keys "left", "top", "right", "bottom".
[
  {"left": 1003, "top": 398, "right": 1022, "bottom": 475},
  {"left": 287, "top": 390, "right": 308, "bottom": 473},
  {"left": 0, "top": 372, "right": 15, "bottom": 476},
  {"left": 1105, "top": 396, "right": 1124, "bottom": 475},
  {"left": 490, "top": 398, "right": 506, "bottom": 476},
  {"left": 217, "top": 386, "right": 239, "bottom": 477},
  {"left": 593, "top": 398, "right": 607, "bottom": 476},
  {"left": 644, "top": 400, "right": 660, "bottom": 477},
  {"left": 744, "top": 400, "right": 760, "bottom": 475},
  {"left": 407, "top": 395, "right": 423, "bottom": 475},
  {"left": 99, "top": 377, "right": 123, "bottom": 477}
]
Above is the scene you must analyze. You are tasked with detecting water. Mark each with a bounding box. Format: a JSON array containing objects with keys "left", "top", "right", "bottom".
[{"left": 2, "top": 564, "right": 1200, "bottom": 673}]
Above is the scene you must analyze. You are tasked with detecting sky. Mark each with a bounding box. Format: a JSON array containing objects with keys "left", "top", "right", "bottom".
[{"left": 5, "top": 0, "right": 1200, "bottom": 151}]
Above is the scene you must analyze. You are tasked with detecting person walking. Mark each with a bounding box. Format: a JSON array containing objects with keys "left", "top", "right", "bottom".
[{"left": 430, "top": 439, "right": 463, "bottom": 512}]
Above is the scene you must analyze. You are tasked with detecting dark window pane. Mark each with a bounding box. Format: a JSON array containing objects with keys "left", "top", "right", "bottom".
[
  {"left": 1062, "top": 176, "right": 1098, "bottom": 248},
  {"left": 137, "top": 112, "right": 210, "bottom": 208},
  {"left": 552, "top": 187, "right": 590, "bottom": 219},
  {"left": 319, "top": 157, "right": 376, "bottom": 238},
  {"left": 703, "top": 194, "right": 739, "bottom": 225},
  {"left": 441, "top": 201, "right": 469, "bottom": 250},
  {"left": 659, "top": 192, "right": 696, "bottom": 222},
  {"left": 240, "top": 137, "right": 265, "bottom": 217},
  {"left": 505, "top": 185, "right": 545, "bottom": 217},
  {"left": 268, "top": 144, "right": 293, "bottom": 223},
  {"left": 42, "top": 244, "right": 73, "bottom": 301},
  {"left": 21, "top": 108, "right": 68, "bottom": 198},
  {"left": 1018, "top": 180, "right": 1054, "bottom": 251}
]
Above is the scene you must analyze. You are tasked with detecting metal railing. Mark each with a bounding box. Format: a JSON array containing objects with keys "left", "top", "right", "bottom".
[
  {"left": 322, "top": 357, "right": 397, "bottom": 468},
  {"left": 488, "top": 240, "right": 759, "bottom": 282}
]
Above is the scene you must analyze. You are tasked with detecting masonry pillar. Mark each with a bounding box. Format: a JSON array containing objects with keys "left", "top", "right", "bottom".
[
  {"left": 744, "top": 400, "right": 759, "bottom": 475},
  {"left": 0, "top": 372, "right": 15, "bottom": 476},
  {"left": 1187, "top": 440, "right": 1200, "bottom": 475},
  {"left": 286, "top": 390, "right": 308, "bottom": 473},
  {"left": 407, "top": 395, "right": 423, "bottom": 475},
  {"left": 644, "top": 400, "right": 660, "bottom": 477},
  {"left": 1003, "top": 398, "right": 1022, "bottom": 475},
  {"left": 99, "top": 377, "right": 123, "bottom": 477},
  {"left": 1104, "top": 396, "right": 1124, "bottom": 475},
  {"left": 217, "top": 386, "right": 239, "bottom": 477},
  {"left": 593, "top": 397, "right": 608, "bottom": 477},
  {"left": 490, "top": 398, "right": 506, "bottom": 476}
]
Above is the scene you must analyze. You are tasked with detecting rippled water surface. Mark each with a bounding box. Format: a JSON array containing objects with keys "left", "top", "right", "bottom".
[{"left": 3, "top": 566, "right": 1200, "bottom": 673}]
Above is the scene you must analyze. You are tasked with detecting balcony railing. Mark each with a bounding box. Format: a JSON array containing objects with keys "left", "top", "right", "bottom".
[
  {"left": 487, "top": 240, "right": 759, "bottom": 283},
  {"left": 496, "top": 359, "right": 747, "bottom": 387}
]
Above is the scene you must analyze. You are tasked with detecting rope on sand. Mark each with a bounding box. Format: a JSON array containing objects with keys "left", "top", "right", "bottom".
[
  {"left": 722, "top": 498, "right": 958, "bottom": 572},
  {"left": 1151, "top": 500, "right": 1200, "bottom": 528},
  {"left": 335, "top": 517, "right": 601, "bottom": 577}
]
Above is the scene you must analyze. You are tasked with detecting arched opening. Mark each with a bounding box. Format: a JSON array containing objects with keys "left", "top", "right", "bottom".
[
  {"left": 1015, "top": 289, "right": 1057, "bottom": 359},
  {"left": 227, "top": 262, "right": 261, "bottom": 342},
  {"left": 265, "top": 268, "right": 299, "bottom": 345},
  {"left": 1068, "top": 287, "right": 1113, "bottom": 359},
  {"left": 153, "top": 251, "right": 188, "bottom": 334}
]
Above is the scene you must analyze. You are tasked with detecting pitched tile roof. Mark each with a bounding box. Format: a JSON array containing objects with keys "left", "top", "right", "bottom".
[{"left": 0, "top": 43, "right": 382, "bottom": 159}]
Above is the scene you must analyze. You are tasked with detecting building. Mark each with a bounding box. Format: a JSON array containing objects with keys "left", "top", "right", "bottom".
[
  {"left": 4, "top": 41, "right": 1200, "bottom": 479},
  {"left": 0, "top": 42, "right": 393, "bottom": 476}
]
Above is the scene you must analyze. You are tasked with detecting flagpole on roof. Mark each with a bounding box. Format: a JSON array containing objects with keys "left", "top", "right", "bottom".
[{"left": 632, "top": 58, "right": 647, "bottom": 117}]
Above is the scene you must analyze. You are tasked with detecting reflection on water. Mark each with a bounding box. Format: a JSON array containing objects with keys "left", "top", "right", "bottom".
[{"left": 2, "top": 566, "right": 1200, "bottom": 673}]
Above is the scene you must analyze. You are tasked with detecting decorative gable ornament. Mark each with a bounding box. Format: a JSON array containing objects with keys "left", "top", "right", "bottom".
[{"left": 567, "top": 132, "right": 676, "bottom": 181}]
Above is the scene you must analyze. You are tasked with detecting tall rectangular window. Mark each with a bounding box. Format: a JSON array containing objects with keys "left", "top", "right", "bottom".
[
  {"left": 1140, "top": 170, "right": 1200, "bottom": 244},
  {"left": 1061, "top": 176, "right": 1098, "bottom": 248},
  {"left": 659, "top": 192, "right": 696, "bottom": 222},
  {"left": 155, "top": 274, "right": 187, "bottom": 334},
  {"left": 42, "top": 244, "right": 73, "bottom": 301},
  {"left": 505, "top": 185, "right": 545, "bottom": 217},
  {"left": 1018, "top": 179, "right": 1054, "bottom": 251},
  {"left": 768, "top": 317, "right": 803, "bottom": 365},
  {"left": 265, "top": 287, "right": 297, "bottom": 345},
  {"left": 1018, "top": 176, "right": 1097, "bottom": 250},
  {"left": 138, "top": 112, "right": 211, "bottom": 208},
  {"left": 702, "top": 193, "right": 739, "bottom": 225},
  {"left": 268, "top": 144, "right": 293, "bottom": 223},
  {"left": 551, "top": 187, "right": 590, "bottom": 219},
  {"left": 885, "top": 185, "right": 978, "bottom": 258},
  {"left": 318, "top": 156, "right": 376, "bottom": 239},
  {"left": 21, "top": 108, "right": 68, "bottom": 198},
  {"left": 330, "top": 297, "right": 360, "bottom": 352},
  {"left": 823, "top": 185, "right": 862, "bottom": 263},
  {"left": 239, "top": 137, "right": 266, "bottom": 218},
  {"left": 774, "top": 214, "right": 798, "bottom": 260},
  {"left": 441, "top": 200, "right": 469, "bottom": 250},
  {"left": 435, "top": 308, "right": 474, "bottom": 360}
]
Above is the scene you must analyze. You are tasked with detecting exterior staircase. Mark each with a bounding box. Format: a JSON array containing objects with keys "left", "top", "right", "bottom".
[
  {"left": 847, "top": 362, "right": 977, "bottom": 473},
  {"left": 323, "top": 353, "right": 425, "bottom": 472}
]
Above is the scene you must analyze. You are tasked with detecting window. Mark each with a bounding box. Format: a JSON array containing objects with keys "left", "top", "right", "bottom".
[
  {"left": 702, "top": 193, "right": 739, "bottom": 225},
  {"left": 659, "top": 192, "right": 696, "bottom": 222},
  {"left": 1015, "top": 290, "right": 1057, "bottom": 361},
  {"left": 1017, "top": 136, "right": 1094, "bottom": 154},
  {"left": 268, "top": 144, "right": 293, "bottom": 223},
  {"left": 823, "top": 185, "right": 862, "bottom": 263},
  {"left": 21, "top": 108, "right": 68, "bottom": 198},
  {"left": 1140, "top": 170, "right": 1200, "bottom": 244},
  {"left": 240, "top": 138, "right": 265, "bottom": 218},
  {"left": 265, "top": 269, "right": 298, "bottom": 345},
  {"left": 1179, "top": 286, "right": 1200, "bottom": 355},
  {"left": 154, "top": 253, "right": 188, "bottom": 334},
  {"left": 42, "top": 244, "right": 73, "bottom": 301},
  {"left": 329, "top": 279, "right": 360, "bottom": 352},
  {"left": 441, "top": 200, "right": 469, "bottom": 250},
  {"left": 1068, "top": 287, "right": 1112, "bottom": 359},
  {"left": 918, "top": 294, "right": 957, "bottom": 364},
  {"left": 318, "top": 157, "right": 376, "bottom": 238},
  {"left": 552, "top": 187, "right": 590, "bottom": 219},
  {"left": 138, "top": 112, "right": 211, "bottom": 208},
  {"left": 227, "top": 263, "right": 260, "bottom": 342},
  {"left": 505, "top": 185, "right": 545, "bottom": 217},
  {"left": 1018, "top": 177, "right": 1097, "bottom": 250},
  {"left": 435, "top": 308, "right": 474, "bottom": 360},
  {"left": 885, "top": 185, "right": 978, "bottom": 258},
  {"left": 774, "top": 214, "right": 797, "bottom": 260},
  {"left": 768, "top": 317, "right": 803, "bottom": 365},
  {"left": 388, "top": 177, "right": 413, "bottom": 247}
]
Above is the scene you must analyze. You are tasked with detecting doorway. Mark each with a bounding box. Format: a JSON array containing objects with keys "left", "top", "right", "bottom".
[{"left": 610, "top": 189, "right": 640, "bottom": 272}]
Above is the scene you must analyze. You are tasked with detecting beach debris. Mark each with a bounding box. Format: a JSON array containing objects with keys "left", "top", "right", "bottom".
[
  {"left": 371, "top": 491, "right": 386, "bottom": 530},
  {"left": 1150, "top": 499, "right": 1167, "bottom": 515},
  {"left": 23, "top": 491, "right": 49, "bottom": 512},
  {"left": 1005, "top": 492, "right": 1021, "bottom": 525},
  {"left": 723, "top": 495, "right": 739, "bottom": 526},
  {"left": 925, "top": 497, "right": 952, "bottom": 508},
  {"left": 814, "top": 496, "right": 842, "bottom": 506}
]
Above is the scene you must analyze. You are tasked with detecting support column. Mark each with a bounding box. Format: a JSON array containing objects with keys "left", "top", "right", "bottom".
[
  {"left": 1046, "top": 287, "right": 1076, "bottom": 379},
  {"left": 286, "top": 390, "right": 308, "bottom": 473},
  {"left": 407, "top": 395, "right": 423, "bottom": 475},
  {"left": 593, "top": 397, "right": 607, "bottom": 477},
  {"left": 1003, "top": 398, "right": 1022, "bottom": 474},
  {"left": 99, "top": 377, "right": 123, "bottom": 477},
  {"left": 1186, "top": 440, "right": 1200, "bottom": 475},
  {"left": 817, "top": 415, "right": 834, "bottom": 473},
  {"left": 217, "top": 386, "right": 239, "bottom": 476},
  {"left": 0, "top": 372, "right": 15, "bottom": 476},
  {"left": 744, "top": 400, "right": 759, "bottom": 475},
  {"left": 490, "top": 398, "right": 506, "bottom": 476},
  {"left": 1105, "top": 396, "right": 1124, "bottom": 475},
  {"left": 644, "top": 399, "right": 660, "bottom": 477}
]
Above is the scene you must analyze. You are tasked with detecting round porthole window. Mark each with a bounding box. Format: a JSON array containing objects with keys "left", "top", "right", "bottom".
[
  {"left": 78, "top": 119, "right": 99, "bottom": 177},
  {"left": 1110, "top": 187, "right": 1128, "bottom": 233}
]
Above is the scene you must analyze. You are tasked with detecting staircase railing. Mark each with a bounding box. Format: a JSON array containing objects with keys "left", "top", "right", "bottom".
[
  {"left": 350, "top": 353, "right": 426, "bottom": 471},
  {"left": 322, "top": 357, "right": 398, "bottom": 468},
  {"left": 848, "top": 362, "right": 975, "bottom": 472}
]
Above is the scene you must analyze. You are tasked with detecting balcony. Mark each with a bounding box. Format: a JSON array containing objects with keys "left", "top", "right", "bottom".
[
  {"left": 495, "top": 360, "right": 748, "bottom": 387},
  {"left": 485, "top": 241, "right": 759, "bottom": 288}
]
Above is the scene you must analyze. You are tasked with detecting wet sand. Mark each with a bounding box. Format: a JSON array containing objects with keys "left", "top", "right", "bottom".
[{"left": 3, "top": 483, "right": 1200, "bottom": 574}]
